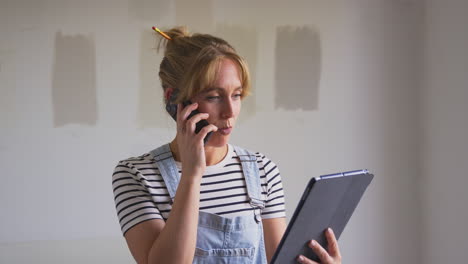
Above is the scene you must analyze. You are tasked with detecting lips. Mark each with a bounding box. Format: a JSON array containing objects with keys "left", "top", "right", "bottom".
[{"left": 218, "top": 127, "right": 232, "bottom": 135}]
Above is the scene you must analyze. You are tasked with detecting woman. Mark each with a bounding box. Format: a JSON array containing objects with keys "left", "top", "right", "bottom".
[{"left": 112, "top": 26, "right": 342, "bottom": 264}]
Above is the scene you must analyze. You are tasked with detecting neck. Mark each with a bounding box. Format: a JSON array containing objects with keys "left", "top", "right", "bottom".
[
  {"left": 169, "top": 139, "right": 228, "bottom": 166},
  {"left": 204, "top": 144, "right": 229, "bottom": 166}
]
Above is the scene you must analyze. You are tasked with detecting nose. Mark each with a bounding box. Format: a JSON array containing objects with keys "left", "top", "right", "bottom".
[{"left": 221, "top": 98, "right": 235, "bottom": 119}]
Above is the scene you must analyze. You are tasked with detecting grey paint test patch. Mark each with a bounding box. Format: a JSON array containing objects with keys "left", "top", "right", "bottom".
[
  {"left": 52, "top": 31, "right": 97, "bottom": 127},
  {"left": 275, "top": 26, "right": 321, "bottom": 111},
  {"left": 175, "top": 0, "right": 214, "bottom": 32},
  {"left": 138, "top": 29, "right": 166, "bottom": 128},
  {"left": 214, "top": 24, "right": 258, "bottom": 122},
  {"left": 128, "top": 0, "right": 171, "bottom": 21}
]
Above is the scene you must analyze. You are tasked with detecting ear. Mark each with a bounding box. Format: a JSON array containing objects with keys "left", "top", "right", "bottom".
[{"left": 164, "top": 87, "right": 174, "bottom": 102}]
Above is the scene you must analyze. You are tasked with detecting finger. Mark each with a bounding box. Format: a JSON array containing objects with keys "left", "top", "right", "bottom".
[
  {"left": 308, "top": 240, "right": 333, "bottom": 263},
  {"left": 325, "top": 228, "right": 341, "bottom": 259},
  {"left": 296, "top": 255, "right": 319, "bottom": 264},
  {"left": 180, "top": 102, "right": 199, "bottom": 121},
  {"left": 196, "top": 124, "right": 218, "bottom": 141},
  {"left": 186, "top": 113, "right": 209, "bottom": 132},
  {"left": 176, "top": 103, "right": 184, "bottom": 132},
  {"left": 176, "top": 103, "right": 186, "bottom": 121}
]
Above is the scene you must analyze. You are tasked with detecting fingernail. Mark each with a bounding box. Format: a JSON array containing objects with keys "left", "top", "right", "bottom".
[
  {"left": 297, "top": 255, "right": 304, "bottom": 262},
  {"left": 328, "top": 227, "right": 333, "bottom": 234},
  {"left": 310, "top": 240, "right": 316, "bottom": 246}
]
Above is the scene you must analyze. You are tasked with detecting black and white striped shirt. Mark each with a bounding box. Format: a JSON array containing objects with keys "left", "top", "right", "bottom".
[{"left": 112, "top": 144, "right": 286, "bottom": 235}]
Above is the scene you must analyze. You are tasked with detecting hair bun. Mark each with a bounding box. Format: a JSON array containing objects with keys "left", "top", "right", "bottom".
[
  {"left": 156, "top": 26, "right": 191, "bottom": 53},
  {"left": 165, "top": 26, "right": 191, "bottom": 39}
]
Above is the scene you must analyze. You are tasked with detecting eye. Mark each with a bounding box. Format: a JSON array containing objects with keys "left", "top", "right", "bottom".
[
  {"left": 233, "top": 94, "right": 242, "bottom": 100},
  {"left": 206, "top": 95, "right": 221, "bottom": 101}
]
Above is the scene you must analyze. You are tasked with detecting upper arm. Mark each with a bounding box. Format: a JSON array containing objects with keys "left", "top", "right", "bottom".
[
  {"left": 124, "top": 219, "right": 166, "bottom": 264},
  {"left": 258, "top": 154, "right": 287, "bottom": 261},
  {"left": 112, "top": 160, "right": 166, "bottom": 263},
  {"left": 262, "top": 217, "right": 287, "bottom": 263},
  {"left": 259, "top": 154, "right": 286, "bottom": 218}
]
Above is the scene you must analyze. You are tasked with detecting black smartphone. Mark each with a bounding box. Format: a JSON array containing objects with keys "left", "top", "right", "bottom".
[{"left": 166, "top": 92, "right": 212, "bottom": 144}]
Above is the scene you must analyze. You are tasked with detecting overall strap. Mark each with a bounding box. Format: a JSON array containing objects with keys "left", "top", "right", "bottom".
[
  {"left": 150, "top": 144, "right": 179, "bottom": 202},
  {"left": 233, "top": 145, "right": 265, "bottom": 222}
]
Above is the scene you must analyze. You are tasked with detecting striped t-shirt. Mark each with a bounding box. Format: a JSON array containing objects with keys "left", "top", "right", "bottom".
[{"left": 112, "top": 144, "right": 286, "bottom": 235}]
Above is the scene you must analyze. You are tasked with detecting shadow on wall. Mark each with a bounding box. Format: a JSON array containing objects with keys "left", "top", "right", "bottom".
[
  {"left": 214, "top": 24, "right": 258, "bottom": 123},
  {"left": 138, "top": 29, "right": 166, "bottom": 128},
  {"left": 275, "top": 25, "right": 321, "bottom": 111},
  {"left": 52, "top": 31, "right": 97, "bottom": 127}
]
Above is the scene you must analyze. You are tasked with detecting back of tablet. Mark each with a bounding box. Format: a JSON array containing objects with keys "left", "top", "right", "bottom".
[{"left": 270, "top": 170, "right": 373, "bottom": 263}]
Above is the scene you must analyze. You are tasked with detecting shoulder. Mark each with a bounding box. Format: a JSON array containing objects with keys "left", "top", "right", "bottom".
[
  {"left": 116, "top": 143, "right": 171, "bottom": 163},
  {"left": 112, "top": 143, "right": 176, "bottom": 181},
  {"left": 115, "top": 152, "right": 156, "bottom": 170},
  {"left": 112, "top": 151, "right": 161, "bottom": 183},
  {"left": 231, "top": 145, "right": 279, "bottom": 171}
]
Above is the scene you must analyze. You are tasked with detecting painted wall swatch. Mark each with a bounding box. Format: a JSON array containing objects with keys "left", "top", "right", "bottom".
[
  {"left": 52, "top": 32, "right": 97, "bottom": 127},
  {"left": 275, "top": 25, "right": 321, "bottom": 111},
  {"left": 215, "top": 24, "right": 258, "bottom": 122},
  {"left": 128, "top": 0, "right": 171, "bottom": 21},
  {"left": 176, "top": 0, "right": 214, "bottom": 32}
]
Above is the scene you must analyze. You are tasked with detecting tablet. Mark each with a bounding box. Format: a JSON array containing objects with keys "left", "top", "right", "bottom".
[{"left": 270, "top": 169, "right": 374, "bottom": 263}]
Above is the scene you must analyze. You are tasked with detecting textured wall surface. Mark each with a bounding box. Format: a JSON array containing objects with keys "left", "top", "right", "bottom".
[{"left": 4, "top": 0, "right": 461, "bottom": 263}]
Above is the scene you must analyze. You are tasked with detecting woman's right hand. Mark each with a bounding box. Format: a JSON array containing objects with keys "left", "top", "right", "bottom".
[{"left": 175, "top": 102, "right": 218, "bottom": 179}]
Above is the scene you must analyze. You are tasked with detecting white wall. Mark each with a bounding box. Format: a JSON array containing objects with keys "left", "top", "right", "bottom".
[
  {"left": 420, "top": 0, "right": 468, "bottom": 263},
  {"left": 0, "top": 0, "right": 439, "bottom": 263}
]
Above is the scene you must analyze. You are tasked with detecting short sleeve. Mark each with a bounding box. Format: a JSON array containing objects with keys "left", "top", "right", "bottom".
[
  {"left": 112, "top": 160, "right": 163, "bottom": 235},
  {"left": 258, "top": 154, "right": 286, "bottom": 219}
]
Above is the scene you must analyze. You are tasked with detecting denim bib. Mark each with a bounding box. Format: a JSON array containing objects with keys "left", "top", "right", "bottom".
[{"left": 151, "top": 144, "right": 267, "bottom": 264}]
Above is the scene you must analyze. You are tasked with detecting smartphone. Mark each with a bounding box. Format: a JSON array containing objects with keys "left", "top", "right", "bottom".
[{"left": 166, "top": 92, "right": 212, "bottom": 144}]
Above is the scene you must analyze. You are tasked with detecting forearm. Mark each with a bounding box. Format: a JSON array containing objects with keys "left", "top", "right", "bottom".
[
  {"left": 263, "top": 218, "right": 287, "bottom": 262},
  {"left": 147, "top": 175, "right": 201, "bottom": 264}
]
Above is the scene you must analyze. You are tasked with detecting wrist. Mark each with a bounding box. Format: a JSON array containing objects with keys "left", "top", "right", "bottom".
[{"left": 180, "top": 168, "right": 204, "bottom": 184}]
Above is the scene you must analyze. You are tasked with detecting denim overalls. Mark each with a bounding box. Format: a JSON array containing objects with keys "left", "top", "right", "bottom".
[{"left": 151, "top": 144, "right": 268, "bottom": 264}]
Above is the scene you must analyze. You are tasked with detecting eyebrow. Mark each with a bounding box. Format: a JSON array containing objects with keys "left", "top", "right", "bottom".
[{"left": 203, "top": 87, "right": 243, "bottom": 93}]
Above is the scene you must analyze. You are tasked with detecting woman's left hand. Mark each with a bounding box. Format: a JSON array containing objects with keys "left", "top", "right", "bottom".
[{"left": 296, "top": 228, "right": 342, "bottom": 264}]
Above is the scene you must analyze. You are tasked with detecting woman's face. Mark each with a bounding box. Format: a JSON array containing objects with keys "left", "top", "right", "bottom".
[{"left": 192, "top": 59, "right": 243, "bottom": 148}]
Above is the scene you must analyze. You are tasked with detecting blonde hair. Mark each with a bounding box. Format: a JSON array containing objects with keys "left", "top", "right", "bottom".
[{"left": 157, "top": 26, "right": 251, "bottom": 104}]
